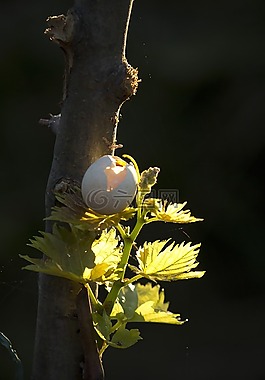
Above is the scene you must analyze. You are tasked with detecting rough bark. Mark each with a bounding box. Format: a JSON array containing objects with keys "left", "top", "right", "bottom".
[{"left": 32, "top": 1, "right": 138, "bottom": 379}]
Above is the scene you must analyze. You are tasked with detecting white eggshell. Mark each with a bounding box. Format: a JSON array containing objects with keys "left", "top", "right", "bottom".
[{"left": 81, "top": 155, "right": 138, "bottom": 214}]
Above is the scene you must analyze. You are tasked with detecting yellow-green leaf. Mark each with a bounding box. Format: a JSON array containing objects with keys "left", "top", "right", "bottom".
[
  {"left": 21, "top": 226, "right": 123, "bottom": 284},
  {"left": 83, "top": 265, "right": 122, "bottom": 284},
  {"left": 19, "top": 255, "right": 81, "bottom": 283},
  {"left": 82, "top": 228, "right": 123, "bottom": 283},
  {"left": 111, "top": 283, "right": 184, "bottom": 325},
  {"left": 110, "top": 325, "right": 142, "bottom": 349},
  {"left": 81, "top": 207, "right": 137, "bottom": 230},
  {"left": 130, "top": 240, "right": 205, "bottom": 282},
  {"left": 136, "top": 282, "right": 169, "bottom": 311},
  {"left": 47, "top": 186, "right": 136, "bottom": 231},
  {"left": 134, "top": 301, "right": 183, "bottom": 324},
  {"left": 145, "top": 199, "right": 203, "bottom": 224},
  {"left": 92, "top": 228, "right": 122, "bottom": 266},
  {"left": 23, "top": 225, "right": 95, "bottom": 278}
]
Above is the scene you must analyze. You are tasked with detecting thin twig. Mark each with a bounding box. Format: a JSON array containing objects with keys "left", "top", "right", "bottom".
[{"left": 76, "top": 286, "right": 104, "bottom": 380}]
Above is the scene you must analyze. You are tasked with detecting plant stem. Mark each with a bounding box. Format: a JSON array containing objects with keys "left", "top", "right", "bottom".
[
  {"left": 110, "top": 320, "right": 123, "bottom": 333},
  {"left": 120, "top": 216, "right": 145, "bottom": 279},
  {"left": 98, "top": 342, "right": 109, "bottom": 357},
  {"left": 103, "top": 217, "right": 145, "bottom": 315},
  {"left": 123, "top": 274, "right": 142, "bottom": 286},
  {"left": 116, "top": 223, "right": 126, "bottom": 240},
  {"left": 85, "top": 284, "right": 103, "bottom": 313},
  {"left": 103, "top": 280, "right": 123, "bottom": 315}
]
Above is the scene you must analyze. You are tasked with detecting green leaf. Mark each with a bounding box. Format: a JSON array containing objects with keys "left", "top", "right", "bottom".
[
  {"left": 93, "top": 312, "right": 141, "bottom": 350},
  {"left": 19, "top": 255, "right": 82, "bottom": 283},
  {"left": 21, "top": 226, "right": 124, "bottom": 284},
  {"left": 92, "top": 228, "right": 122, "bottom": 266},
  {"left": 81, "top": 207, "right": 137, "bottom": 231},
  {"left": 110, "top": 325, "right": 142, "bottom": 349},
  {"left": 117, "top": 283, "right": 138, "bottom": 319},
  {"left": 111, "top": 283, "right": 184, "bottom": 325},
  {"left": 93, "top": 310, "right": 112, "bottom": 341},
  {"left": 144, "top": 199, "right": 203, "bottom": 224},
  {"left": 47, "top": 186, "right": 136, "bottom": 231},
  {"left": 136, "top": 282, "right": 169, "bottom": 311},
  {"left": 129, "top": 240, "right": 205, "bottom": 282},
  {"left": 22, "top": 225, "right": 95, "bottom": 278},
  {"left": 83, "top": 227, "right": 123, "bottom": 283},
  {"left": 109, "top": 299, "right": 124, "bottom": 320}
]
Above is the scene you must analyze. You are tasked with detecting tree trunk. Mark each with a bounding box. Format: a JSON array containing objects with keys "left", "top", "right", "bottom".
[{"left": 32, "top": 1, "right": 138, "bottom": 379}]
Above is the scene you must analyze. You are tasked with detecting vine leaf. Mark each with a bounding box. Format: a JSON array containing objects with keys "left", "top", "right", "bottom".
[
  {"left": 47, "top": 186, "right": 136, "bottom": 231},
  {"left": 92, "top": 228, "right": 122, "bottom": 267},
  {"left": 129, "top": 240, "right": 205, "bottom": 282},
  {"left": 110, "top": 325, "right": 142, "bottom": 349},
  {"left": 80, "top": 207, "right": 137, "bottom": 231},
  {"left": 111, "top": 283, "right": 184, "bottom": 325},
  {"left": 19, "top": 255, "right": 82, "bottom": 283},
  {"left": 20, "top": 227, "right": 123, "bottom": 284},
  {"left": 93, "top": 311, "right": 141, "bottom": 350},
  {"left": 144, "top": 199, "right": 203, "bottom": 224},
  {"left": 84, "top": 227, "right": 124, "bottom": 283},
  {"left": 93, "top": 310, "right": 112, "bottom": 342}
]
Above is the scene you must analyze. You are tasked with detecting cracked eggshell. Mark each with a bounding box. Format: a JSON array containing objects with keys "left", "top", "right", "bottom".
[{"left": 81, "top": 155, "right": 138, "bottom": 215}]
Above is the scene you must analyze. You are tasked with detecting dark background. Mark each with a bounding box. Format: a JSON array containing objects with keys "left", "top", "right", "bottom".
[{"left": 1, "top": 0, "right": 265, "bottom": 379}]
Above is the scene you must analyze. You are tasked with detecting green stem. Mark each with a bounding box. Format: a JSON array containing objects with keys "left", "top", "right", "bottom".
[
  {"left": 123, "top": 274, "right": 142, "bottom": 286},
  {"left": 103, "top": 280, "right": 123, "bottom": 315},
  {"left": 144, "top": 217, "right": 158, "bottom": 224},
  {"left": 99, "top": 341, "right": 109, "bottom": 357},
  {"left": 110, "top": 320, "right": 123, "bottom": 333},
  {"left": 116, "top": 223, "right": 126, "bottom": 239},
  {"left": 120, "top": 217, "right": 145, "bottom": 278},
  {"left": 103, "top": 217, "right": 145, "bottom": 315},
  {"left": 85, "top": 283, "right": 103, "bottom": 313}
]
